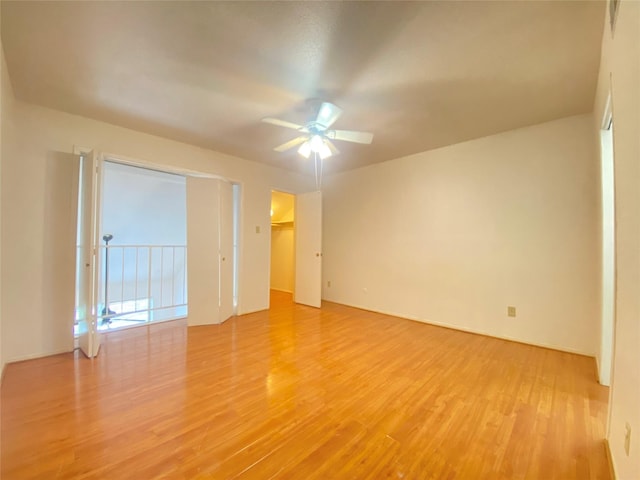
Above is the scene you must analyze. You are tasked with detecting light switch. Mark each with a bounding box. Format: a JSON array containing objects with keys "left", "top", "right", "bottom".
[{"left": 256, "top": 226, "right": 260, "bottom": 234}]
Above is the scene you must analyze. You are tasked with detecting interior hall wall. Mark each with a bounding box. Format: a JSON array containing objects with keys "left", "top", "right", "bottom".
[
  {"left": 101, "top": 161, "right": 187, "bottom": 246},
  {"left": 592, "top": 1, "right": 640, "bottom": 477},
  {"left": 322, "top": 114, "right": 599, "bottom": 356}
]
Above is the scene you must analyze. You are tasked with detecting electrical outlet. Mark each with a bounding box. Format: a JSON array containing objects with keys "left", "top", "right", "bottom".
[
  {"left": 625, "top": 422, "right": 631, "bottom": 456},
  {"left": 507, "top": 306, "right": 516, "bottom": 317},
  {"left": 327, "top": 281, "right": 331, "bottom": 287}
]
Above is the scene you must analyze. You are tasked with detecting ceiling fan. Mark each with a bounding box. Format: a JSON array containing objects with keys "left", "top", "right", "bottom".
[{"left": 262, "top": 102, "right": 373, "bottom": 160}]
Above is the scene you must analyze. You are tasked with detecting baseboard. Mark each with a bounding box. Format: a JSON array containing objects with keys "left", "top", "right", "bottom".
[
  {"left": 322, "top": 299, "right": 595, "bottom": 357},
  {"left": 270, "top": 288, "right": 293, "bottom": 294},
  {"left": 605, "top": 438, "right": 617, "bottom": 479},
  {"left": 5, "top": 347, "right": 75, "bottom": 365},
  {"left": 236, "top": 306, "right": 268, "bottom": 316}
]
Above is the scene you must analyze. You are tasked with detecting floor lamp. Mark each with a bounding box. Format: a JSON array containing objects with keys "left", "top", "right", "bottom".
[{"left": 101, "top": 234, "right": 115, "bottom": 325}]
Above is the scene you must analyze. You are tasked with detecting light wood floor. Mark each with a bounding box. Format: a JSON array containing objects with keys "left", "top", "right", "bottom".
[{"left": 1, "top": 291, "right": 610, "bottom": 479}]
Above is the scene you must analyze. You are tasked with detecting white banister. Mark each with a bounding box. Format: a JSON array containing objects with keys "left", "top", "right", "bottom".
[{"left": 93, "top": 244, "right": 188, "bottom": 331}]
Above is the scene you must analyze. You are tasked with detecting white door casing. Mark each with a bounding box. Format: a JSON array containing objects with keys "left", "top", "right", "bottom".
[
  {"left": 219, "top": 180, "right": 234, "bottom": 322},
  {"left": 77, "top": 150, "right": 102, "bottom": 358}
]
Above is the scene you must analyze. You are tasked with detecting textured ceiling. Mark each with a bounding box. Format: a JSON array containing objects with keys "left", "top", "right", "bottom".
[{"left": 1, "top": 1, "right": 605, "bottom": 175}]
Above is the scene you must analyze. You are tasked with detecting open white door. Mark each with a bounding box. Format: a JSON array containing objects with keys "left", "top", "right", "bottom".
[
  {"left": 219, "top": 180, "right": 234, "bottom": 322},
  {"left": 186, "top": 177, "right": 220, "bottom": 325},
  {"left": 77, "top": 150, "right": 101, "bottom": 358},
  {"left": 294, "top": 190, "right": 322, "bottom": 308}
]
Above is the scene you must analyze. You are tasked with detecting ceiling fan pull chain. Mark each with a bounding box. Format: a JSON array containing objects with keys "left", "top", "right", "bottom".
[
  {"left": 319, "top": 151, "right": 323, "bottom": 191},
  {"left": 314, "top": 151, "right": 321, "bottom": 191}
]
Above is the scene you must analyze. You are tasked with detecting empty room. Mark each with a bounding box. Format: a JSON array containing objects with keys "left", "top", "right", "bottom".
[{"left": 0, "top": 1, "right": 638, "bottom": 479}]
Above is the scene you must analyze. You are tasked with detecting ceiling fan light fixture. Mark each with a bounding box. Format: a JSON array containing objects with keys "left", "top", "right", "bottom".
[
  {"left": 310, "top": 134, "right": 324, "bottom": 151},
  {"left": 298, "top": 141, "right": 312, "bottom": 158},
  {"left": 263, "top": 101, "right": 370, "bottom": 160},
  {"left": 298, "top": 135, "right": 333, "bottom": 160},
  {"left": 318, "top": 141, "right": 332, "bottom": 159}
]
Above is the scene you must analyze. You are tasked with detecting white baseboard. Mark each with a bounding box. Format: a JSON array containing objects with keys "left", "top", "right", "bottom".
[
  {"left": 605, "top": 438, "right": 617, "bottom": 479},
  {"left": 236, "top": 307, "right": 268, "bottom": 316},
  {"left": 323, "top": 299, "right": 595, "bottom": 357},
  {"left": 5, "top": 347, "right": 74, "bottom": 365}
]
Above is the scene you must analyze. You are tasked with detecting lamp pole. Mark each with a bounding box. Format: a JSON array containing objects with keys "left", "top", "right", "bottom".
[{"left": 101, "top": 234, "right": 114, "bottom": 324}]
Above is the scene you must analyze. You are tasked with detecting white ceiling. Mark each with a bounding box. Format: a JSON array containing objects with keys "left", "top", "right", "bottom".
[{"left": 1, "top": 1, "right": 605, "bottom": 175}]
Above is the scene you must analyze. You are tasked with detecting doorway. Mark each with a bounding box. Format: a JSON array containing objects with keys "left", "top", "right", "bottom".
[
  {"left": 269, "top": 189, "right": 323, "bottom": 308},
  {"left": 99, "top": 161, "right": 188, "bottom": 329},
  {"left": 270, "top": 191, "right": 295, "bottom": 294},
  {"left": 74, "top": 160, "right": 189, "bottom": 336},
  {"left": 73, "top": 152, "right": 240, "bottom": 358},
  {"left": 74, "top": 160, "right": 187, "bottom": 335}
]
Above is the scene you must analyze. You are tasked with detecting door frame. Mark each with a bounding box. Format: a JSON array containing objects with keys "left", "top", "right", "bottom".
[
  {"left": 74, "top": 148, "right": 103, "bottom": 358},
  {"left": 267, "top": 189, "right": 322, "bottom": 308},
  {"left": 599, "top": 97, "right": 617, "bottom": 388}
]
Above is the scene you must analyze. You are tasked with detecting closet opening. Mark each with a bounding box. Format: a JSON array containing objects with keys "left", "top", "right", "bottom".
[{"left": 270, "top": 191, "right": 295, "bottom": 299}]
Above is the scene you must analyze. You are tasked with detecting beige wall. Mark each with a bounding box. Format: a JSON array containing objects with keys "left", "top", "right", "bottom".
[
  {"left": 270, "top": 226, "right": 294, "bottom": 293},
  {"left": 593, "top": 1, "right": 640, "bottom": 477},
  {"left": 0, "top": 43, "right": 4, "bottom": 375},
  {"left": 0, "top": 39, "right": 16, "bottom": 374},
  {"left": 1, "top": 100, "right": 313, "bottom": 363},
  {"left": 323, "top": 114, "right": 600, "bottom": 355}
]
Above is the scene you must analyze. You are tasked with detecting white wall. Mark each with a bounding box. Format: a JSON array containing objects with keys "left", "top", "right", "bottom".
[
  {"left": 593, "top": 1, "right": 640, "bottom": 477},
  {"left": 323, "top": 114, "right": 599, "bottom": 355},
  {"left": 0, "top": 38, "right": 16, "bottom": 375},
  {"left": 270, "top": 226, "right": 294, "bottom": 292},
  {"left": 1, "top": 99, "right": 314, "bottom": 363},
  {"left": 102, "top": 161, "right": 186, "bottom": 246},
  {"left": 0, "top": 42, "right": 5, "bottom": 376},
  {"left": 42, "top": 152, "right": 79, "bottom": 354}
]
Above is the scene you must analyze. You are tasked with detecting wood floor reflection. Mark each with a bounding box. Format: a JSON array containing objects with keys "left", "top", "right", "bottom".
[{"left": 1, "top": 290, "right": 610, "bottom": 479}]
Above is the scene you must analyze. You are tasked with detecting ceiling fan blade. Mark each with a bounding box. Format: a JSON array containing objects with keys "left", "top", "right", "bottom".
[
  {"left": 273, "top": 136, "right": 309, "bottom": 152},
  {"left": 325, "top": 139, "right": 340, "bottom": 156},
  {"left": 315, "top": 102, "right": 343, "bottom": 129},
  {"left": 329, "top": 129, "right": 374, "bottom": 144},
  {"left": 262, "top": 117, "right": 307, "bottom": 131}
]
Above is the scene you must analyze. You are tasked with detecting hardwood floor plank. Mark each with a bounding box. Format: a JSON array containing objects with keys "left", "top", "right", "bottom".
[{"left": 1, "top": 290, "right": 610, "bottom": 479}]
